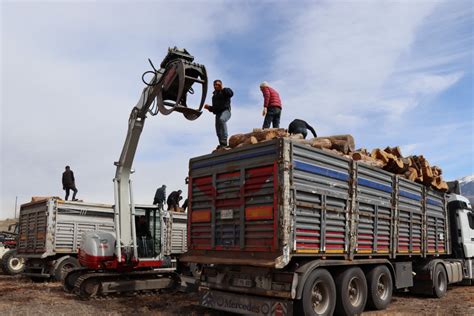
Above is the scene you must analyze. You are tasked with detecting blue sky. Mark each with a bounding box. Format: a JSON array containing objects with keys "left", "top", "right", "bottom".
[{"left": 1, "top": 0, "right": 473, "bottom": 219}]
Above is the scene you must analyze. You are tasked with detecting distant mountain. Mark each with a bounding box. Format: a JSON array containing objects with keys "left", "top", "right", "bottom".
[{"left": 459, "top": 174, "right": 474, "bottom": 204}]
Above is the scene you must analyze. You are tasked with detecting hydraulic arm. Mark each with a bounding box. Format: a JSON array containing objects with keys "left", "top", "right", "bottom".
[{"left": 113, "top": 47, "right": 207, "bottom": 261}]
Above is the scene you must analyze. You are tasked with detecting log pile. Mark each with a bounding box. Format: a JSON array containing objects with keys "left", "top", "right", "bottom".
[{"left": 221, "top": 129, "right": 448, "bottom": 192}]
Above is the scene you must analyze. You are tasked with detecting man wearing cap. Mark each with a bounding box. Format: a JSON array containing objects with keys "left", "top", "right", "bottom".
[{"left": 260, "top": 81, "right": 282, "bottom": 129}]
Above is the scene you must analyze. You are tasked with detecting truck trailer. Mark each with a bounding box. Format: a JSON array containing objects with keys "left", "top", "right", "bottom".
[
  {"left": 17, "top": 198, "right": 115, "bottom": 281},
  {"left": 182, "top": 138, "right": 474, "bottom": 315}
]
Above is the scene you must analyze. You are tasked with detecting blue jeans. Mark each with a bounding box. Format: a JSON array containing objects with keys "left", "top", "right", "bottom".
[
  {"left": 215, "top": 110, "right": 231, "bottom": 146},
  {"left": 263, "top": 107, "right": 281, "bottom": 129}
]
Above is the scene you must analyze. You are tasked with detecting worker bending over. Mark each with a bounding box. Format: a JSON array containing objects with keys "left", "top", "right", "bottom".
[
  {"left": 167, "top": 190, "right": 183, "bottom": 212},
  {"left": 288, "top": 119, "right": 317, "bottom": 139}
]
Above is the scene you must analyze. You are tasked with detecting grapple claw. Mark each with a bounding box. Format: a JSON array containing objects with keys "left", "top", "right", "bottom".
[{"left": 155, "top": 49, "right": 208, "bottom": 120}]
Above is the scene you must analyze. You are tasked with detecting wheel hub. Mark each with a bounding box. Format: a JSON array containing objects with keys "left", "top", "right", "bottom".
[
  {"left": 377, "top": 274, "right": 389, "bottom": 300},
  {"left": 348, "top": 277, "right": 362, "bottom": 306},
  {"left": 311, "top": 281, "right": 330, "bottom": 313}
]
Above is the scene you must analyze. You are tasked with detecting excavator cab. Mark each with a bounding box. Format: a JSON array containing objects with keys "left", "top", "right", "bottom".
[
  {"left": 135, "top": 207, "right": 161, "bottom": 258},
  {"left": 150, "top": 47, "right": 208, "bottom": 121}
]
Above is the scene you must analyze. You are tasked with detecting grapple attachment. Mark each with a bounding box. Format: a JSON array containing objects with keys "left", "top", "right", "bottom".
[{"left": 156, "top": 48, "right": 208, "bottom": 121}]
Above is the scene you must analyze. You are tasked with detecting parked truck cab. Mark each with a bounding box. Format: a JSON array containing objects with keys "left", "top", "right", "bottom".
[{"left": 182, "top": 138, "right": 474, "bottom": 316}]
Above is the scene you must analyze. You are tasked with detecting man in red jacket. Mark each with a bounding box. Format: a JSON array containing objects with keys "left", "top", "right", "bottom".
[{"left": 260, "top": 81, "right": 282, "bottom": 129}]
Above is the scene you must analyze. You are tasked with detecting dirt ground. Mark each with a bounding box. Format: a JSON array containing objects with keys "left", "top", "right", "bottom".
[{"left": 0, "top": 274, "right": 472, "bottom": 315}]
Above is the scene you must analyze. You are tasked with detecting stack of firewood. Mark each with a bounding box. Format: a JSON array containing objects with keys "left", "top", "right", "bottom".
[
  {"left": 222, "top": 128, "right": 448, "bottom": 192},
  {"left": 352, "top": 147, "right": 448, "bottom": 191}
]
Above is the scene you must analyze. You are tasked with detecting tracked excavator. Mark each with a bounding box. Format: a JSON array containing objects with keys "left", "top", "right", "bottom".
[{"left": 63, "top": 47, "right": 207, "bottom": 298}]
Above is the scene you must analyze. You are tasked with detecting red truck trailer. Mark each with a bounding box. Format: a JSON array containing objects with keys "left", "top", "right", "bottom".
[{"left": 182, "top": 138, "right": 474, "bottom": 315}]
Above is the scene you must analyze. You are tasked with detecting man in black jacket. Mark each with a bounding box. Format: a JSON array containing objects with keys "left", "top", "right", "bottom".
[
  {"left": 62, "top": 166, "right": 78, "bottom": 201},
  {"left": 204, "top": 80, "right": 234, "bottom": 149},
  {"left": 153, "top": 185, "right": 166, "bottom": 209},
  {"left": 167, "top": 190, "right": 183, "bottom": 212},
  {"left": 288, "top": 119, "right": 317, "bottom": 139}
]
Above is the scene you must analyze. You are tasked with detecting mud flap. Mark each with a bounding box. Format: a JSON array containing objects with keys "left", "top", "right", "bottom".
[{"left": 200, "top": 288, "right": 293, "bottom": 316}]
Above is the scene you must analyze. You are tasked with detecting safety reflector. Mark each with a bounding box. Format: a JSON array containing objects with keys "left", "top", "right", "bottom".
[
  {"left": 191, "top": 210, "right": 211, "bottom": 222},
  {"left": 245, "top": 206, "right": 273, "bottom": 220}
]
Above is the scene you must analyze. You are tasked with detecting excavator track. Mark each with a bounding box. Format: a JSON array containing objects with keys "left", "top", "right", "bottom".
[{"left": 72, "top": 269, "right": 180, "bottom": 299}]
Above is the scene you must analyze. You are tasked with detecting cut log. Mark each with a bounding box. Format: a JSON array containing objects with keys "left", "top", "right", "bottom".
[
  {"left": 323, "top": 135, "right": 355, "bottom": 152},
  {"left": 384, "top": 146, "right": 403, "bottom": 158},
  {"left": 371, "top": 148, "right": 390, "bottom": 165},
  {"left": 352, "top": 152, "right": 365, "bottom": 161},
  {"left": 432, "top": 166, "right": 442, "bottom": 177},
  {"left": 228, "top": 134, "right": 248, "bottom": 148},
  {"left": 355, "top": 148, "right": 369, "bottom": 156},
  {"left": 385, "top": 157, "right": 404, "bottom": 173},
  {"left": 252, "top": 128, "right": 287, "bottom": 141},
  {"left": 236, "top": 136, "right": 258, "bottom": 148},
  {"left": 331, "top": 139, "right": 350, "bottom": 154},
  {"left": 357, "top": 157, "right": 385, "bottom": 168},
  {"left": 404, "top": 167, "right": 418, "bottom": 181},
  {"left": 310, "top": 138, "right": 332, "bottom": 149}
]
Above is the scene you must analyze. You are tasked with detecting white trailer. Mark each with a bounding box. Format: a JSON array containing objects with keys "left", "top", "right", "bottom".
[{"left": 17, "top": 198, "right": 114, "bottom": 281}]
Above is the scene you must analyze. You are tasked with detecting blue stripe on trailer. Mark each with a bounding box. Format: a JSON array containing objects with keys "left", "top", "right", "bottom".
[
  {"left": 400, "top": 190, "right": 422, "bottom": 201},
  {"left": 357, "top": 178, "right": 393, "bottom": 193},
  {"left": 294, "top": 161, "right": 349, "bottom": 182},
  {"left": 427, "top": 198, "right": 442, "bottom": 207},
  {"left": 192, "top": 148, "right": 276, "bottom": 169}
]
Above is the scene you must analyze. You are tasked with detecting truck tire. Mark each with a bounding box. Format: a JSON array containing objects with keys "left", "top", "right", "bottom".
[
  {"left": 433, "top": 264, "right": 447, "bottom": 298},
  {"left": 299, "top": 268, "right": 336, "bottom": 316},
  {"left": 1, "top": 250, "right": 25, "bottom": 275},
  {"left": 334, "top": 267, "right": 367, "bottom": 316},
  {"left": 54, "top": 257, "right": 80, "bottom": 282},
  {"left": 366, "top": 265, "right": 392, "bottom": 310}
]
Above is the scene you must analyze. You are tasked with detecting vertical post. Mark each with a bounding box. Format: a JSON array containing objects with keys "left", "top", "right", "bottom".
[
  {"left": 211, "top": 173, "right": 216, "bottom": 249},
  {"left": 129, "top": 179, "right": 138, "bottom": 259},
  {"left": 239, "top": 168, "right": 245, "bottom": 249},
  {"left": 113, "top": 179, "right": 122, "bottom": 262},
  {"left": 14, "top": 196, "right": 18, "bottom": 219}
]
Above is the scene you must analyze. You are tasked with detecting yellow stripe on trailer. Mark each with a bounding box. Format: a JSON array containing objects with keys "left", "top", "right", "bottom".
[{"left": 296, "top": 249, "right": 319, "bottom": 254}]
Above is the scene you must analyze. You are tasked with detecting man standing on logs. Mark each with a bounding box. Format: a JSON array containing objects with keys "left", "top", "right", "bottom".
[
  {"left": 260, "top": 81, "right": 282, "bottom": 129},
  {"left": 204, "top": 79, "right": 234, "bottom": 149},
  {"left": 288, "top": 119, "right": 317, "bottom": 139}
]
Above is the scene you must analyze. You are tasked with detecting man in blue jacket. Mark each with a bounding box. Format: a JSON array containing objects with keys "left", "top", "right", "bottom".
[{"left": 204, "top": 80, "right": 234, "bottom": 149}]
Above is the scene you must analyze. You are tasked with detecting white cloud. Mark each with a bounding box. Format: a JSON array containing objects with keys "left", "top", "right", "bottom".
[
  {"left": 0, "top": 2, "right": 256, "bottom": 218},
  {"left": 1, "top": 1, "right": 472, "bottom": 219}
]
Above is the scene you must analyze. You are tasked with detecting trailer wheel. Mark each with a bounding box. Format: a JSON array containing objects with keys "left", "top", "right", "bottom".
[
  {"left": 366, "top": 265, "right": 392, "bottom": 310},
  {"left": 433, "top": 264, "right": 447, "bottom": 298},
  {"left": 1, "top": 250, "right": 25, "bottom": 275},
  {"left": 299, "top": 268, "right": 336, "bottom": 316},
  {"left": 335, "top": 267, "right": 367, "bottom": 316},
  {"left": 54, "top": 257, "right": 80, "bottom": 282}
]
